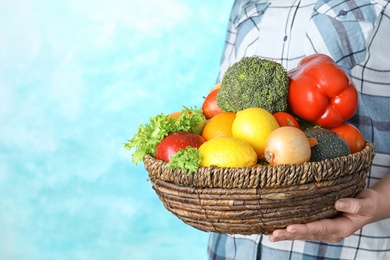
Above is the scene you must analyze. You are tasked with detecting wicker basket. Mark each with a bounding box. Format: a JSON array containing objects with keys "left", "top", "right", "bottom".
[{"left": 143, "top": 141, "right": 375, "bottom": 235}]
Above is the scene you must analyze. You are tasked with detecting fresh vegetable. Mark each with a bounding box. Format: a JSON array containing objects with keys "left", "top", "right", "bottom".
[
  {"left": 264, "top": 126, "right": 312, "bottom": 165},
  {"left": 202, "top": 88, "right": 224, "bottom": 119},
  {"left": 296, "top": 117, "right": 319, "bottom": 131},
  {"left": 124, "top": 106, "right": 206, "bottom": 164},
  {"left": 155, "top": 131, "right": 205, "bottom": 162},
  {"left": 331, "top": 123, "right": 365, "bottom": 153},
  {"left": 167, "top": 147, "right": 202, "bottom": 174},
  {"left": 216, "top": 56, "right": 289, "bottom": 113},
  {"left": 304, "top": 128, "right": 350, "bottom": 161},
  {"left": 288, "top": 54, "right": 358, "bottom": 128},
  {"left": 172, "top": 107, "right": 207, "bottom": 135},
  {"left": 273, "top": 111, "right": 300, "bottom": 128}
]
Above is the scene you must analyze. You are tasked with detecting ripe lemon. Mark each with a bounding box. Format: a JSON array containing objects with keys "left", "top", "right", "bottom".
[
  {"left": 198, "top": 137, "right": 257, "bottom": 167},
  {"left": 201, "top": 112, "right": 236, "bottom": 140},
  {"left": 232, "top": 107, "right": 279, "bottom": 158}
]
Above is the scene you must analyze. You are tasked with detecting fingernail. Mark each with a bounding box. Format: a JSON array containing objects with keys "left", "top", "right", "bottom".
[
  {"left": 287, "top": 227, "right": 298, "bottom": 233},
  {"left": 271, "top": 236, "right": 282, "bottom": 242},
  {"left": 336, "top": 200, "right": 349, "bottom": 210}
]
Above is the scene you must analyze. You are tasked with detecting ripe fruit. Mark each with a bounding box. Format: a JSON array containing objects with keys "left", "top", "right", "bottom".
[
  {"left": 211, "top": 83, "right": 221, "bottom": 91},
  {"left": 331, "top": 123, "right": 365, "bottom": 153},
  {"left": 232, "top": 107, "right": 279, "bottom": 158},
  {"left": 167, "top": 111, "right": 181, "bottom": 121},
  {"left": 273, "top": 111, "right": 300, "bottom": 128},
  {"left": 202, "top": 88, "right": 224, "bottom": 119},
  {"left": 201, "top": 112, "right": 236, "bottom": 140},
  {"left": 305, "top": 128, "right": 351, "bottom": 161},
  {"left": 198, "top": 137, "right": 257, "bottom": 167},
  {"left": 155, "top": 131, "right": 205, "bottom": 162}
]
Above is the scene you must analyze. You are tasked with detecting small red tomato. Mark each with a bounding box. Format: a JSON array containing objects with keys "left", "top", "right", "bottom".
[
  {"left": 212, "top": 83, "right": 221, "bottom": 91},
  {"left": 273, "top": 111, "right": 300, "bottom": 128},
  {"left": 331, "top": 123, "right": 365, "bottom": 153},
  {"left": 202, "top": 88, "right": 224, "bottom": 119},
  {"left": 155, "top": 131, "right": 206, "bottom": 162}
]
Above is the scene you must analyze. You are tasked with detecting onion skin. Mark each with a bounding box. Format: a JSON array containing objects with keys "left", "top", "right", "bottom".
[{"left": 264, "top": 126, "right": 311, "bottom": 165}]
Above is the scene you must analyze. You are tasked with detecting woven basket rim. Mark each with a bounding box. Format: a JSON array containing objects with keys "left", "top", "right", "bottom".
[{"left": 144, "top": 140, "right": 375, "bottom": 189}]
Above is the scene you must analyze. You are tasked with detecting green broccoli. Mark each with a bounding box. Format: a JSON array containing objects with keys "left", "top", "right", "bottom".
[{"left": 216, "top": 56, "right": 289, "bottom": 113}]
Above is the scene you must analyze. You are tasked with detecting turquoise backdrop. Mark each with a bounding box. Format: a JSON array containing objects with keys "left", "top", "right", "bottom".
[{"left": 0, "top": 1, "right": 232, "bottom": 259}]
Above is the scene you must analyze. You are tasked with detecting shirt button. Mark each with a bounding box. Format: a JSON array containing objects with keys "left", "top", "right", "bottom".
[{"left": 339, "top": 9, "right": 348, "bottom": 16}]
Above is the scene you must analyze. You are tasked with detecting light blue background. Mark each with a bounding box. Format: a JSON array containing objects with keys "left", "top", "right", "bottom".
[{"left": 0, "top": 1, "right": 232, "bottom": 259}]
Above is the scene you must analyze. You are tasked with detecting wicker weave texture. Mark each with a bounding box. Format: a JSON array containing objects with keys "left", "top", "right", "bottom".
[{"left": 144, "top": 141, "right": 375, "bottom": 235}]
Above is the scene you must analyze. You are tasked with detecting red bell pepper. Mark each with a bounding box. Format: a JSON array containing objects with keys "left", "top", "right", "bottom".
[{"left": 287, "top": 54, "right": 358, "bottom": 129}]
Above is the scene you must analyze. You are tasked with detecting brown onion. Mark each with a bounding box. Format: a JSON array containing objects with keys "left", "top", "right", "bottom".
[{"left": 264, "top": 126, "right": 312, "bottom": 165}]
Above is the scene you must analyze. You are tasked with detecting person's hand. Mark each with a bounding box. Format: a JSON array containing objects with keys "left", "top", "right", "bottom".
[{"left": 268, "top": 188, "right": 381, "bottom": 243}]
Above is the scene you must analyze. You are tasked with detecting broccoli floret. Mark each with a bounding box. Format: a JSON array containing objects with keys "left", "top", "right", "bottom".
[{"left": 216, "top": 56, "right": 289, "bottom": 113}]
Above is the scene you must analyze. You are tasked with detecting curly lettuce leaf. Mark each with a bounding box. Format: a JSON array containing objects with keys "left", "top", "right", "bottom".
[
  {"left": 173, "top": 106, "right": 206, "bottom": 134},
  {"left": 167, "top": 146, "right": 202, "bottom": 175},
  {"left": 124, "top": 114, "right": 174, "bottom": 164},
  {"left": 124, "top": 106, "right": 206, "bottom": 166}
]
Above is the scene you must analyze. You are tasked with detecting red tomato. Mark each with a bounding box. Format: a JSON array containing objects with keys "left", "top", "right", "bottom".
[
  {"left": 211, "top": 83, "right": 221, "bottom": 91},
  {"left": 155, "top": 131, "right": 205, "bottom": 162},
  {"left": 202, "top": 88, "right": 224, "bottom": 119},
  {"left": 273, "top": 112, "right": 300, "bottom": 128},
  {"left": 330, "top": 123, "right": 365, "bottom": 153}
]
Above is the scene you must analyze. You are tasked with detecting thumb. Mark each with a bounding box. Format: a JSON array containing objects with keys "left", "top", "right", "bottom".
[
  {"left": 335, "top": 198, "right": 360, "bottom": 213},
  {"left": 334, "top": 189, "right": 377, "bottom": 215}
]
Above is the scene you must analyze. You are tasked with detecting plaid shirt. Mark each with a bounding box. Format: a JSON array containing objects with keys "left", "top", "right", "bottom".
[{"left": 208, "top": 0, "right": 390, "bottom": 259}]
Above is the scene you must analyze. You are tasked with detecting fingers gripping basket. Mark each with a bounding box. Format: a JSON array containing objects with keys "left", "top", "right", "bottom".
[{"left": 143, "top": 141, "right": 375, "bottom": 235}]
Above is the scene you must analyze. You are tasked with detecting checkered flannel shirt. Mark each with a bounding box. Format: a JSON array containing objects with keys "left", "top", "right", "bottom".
[{"left": 208, "top": 0, "right": 390, "bottom": 259}]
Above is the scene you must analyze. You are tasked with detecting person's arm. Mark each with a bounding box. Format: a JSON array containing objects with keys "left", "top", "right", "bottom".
[
  {"left": 269, "top": 1, "right": 390, "bottom": 243},
  {"left": 269, "top": 173, "right": 390, "bottom": 243},
  {"left": 370, "top": 174, "right": 390, "bottom": 222}
]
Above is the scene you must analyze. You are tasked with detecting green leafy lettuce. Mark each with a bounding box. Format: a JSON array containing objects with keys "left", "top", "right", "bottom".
[
  {"left": 167, "top": 146, "right": 202, "bottom": 175},
  {"left": 124, "top": 106, "right": 206, "bottom": 174}
]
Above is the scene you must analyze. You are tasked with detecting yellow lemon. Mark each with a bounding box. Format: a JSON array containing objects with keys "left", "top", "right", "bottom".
[
  {"left": 232, "top": 107, "right": 279, "bottom": 158},
  {"left": 198, "top": 137, "right": 257, "bottom": 167}
]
